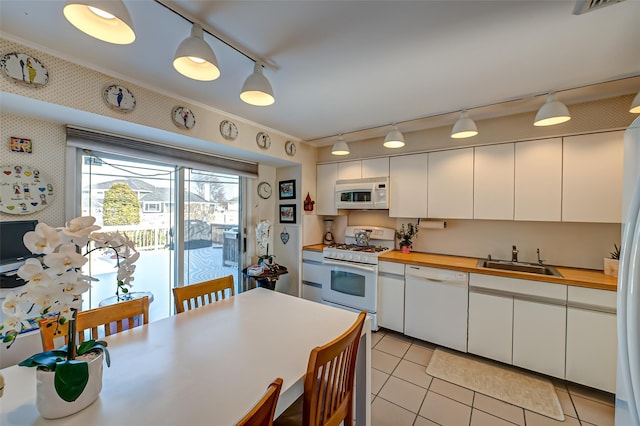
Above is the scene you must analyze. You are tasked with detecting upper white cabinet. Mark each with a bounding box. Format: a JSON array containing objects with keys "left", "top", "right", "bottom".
[
  {"left": 337, "top": 158, "right": 389, "bottom": 180},
  {"left": 514, "top": 138, "right": 562, "bottom": 221},
  {"left": 562, "top": 131, "right": 624, "bottom": 223},
  {"left": 474, "top": 143, "right": 515, "bottom": 220},
  {"left": 389, "top": 154, "right": 428, "bottom": 218},
  {"left": 362, "top": 158, "right": 389, "bottom": 178},
  {"left": 428, "top": 148, "right": 474, "bottom": 219},
  {"left": 337, "top": 161, "right": 362, "bottom": 180},
  {"left": 316, "top": 163, "right": 338, "bottom": 216}
]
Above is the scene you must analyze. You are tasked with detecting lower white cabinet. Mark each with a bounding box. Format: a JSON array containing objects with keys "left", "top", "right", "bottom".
[
  {"left": 566, "top": 287, "right": 617, "bottom": 393},
  {"left": 513, "top": 299, "right": 566, "bottom": 379},
  {"left": 301, "top": 282, "right": 322, "bottom": 303},
  {"left": 377, "top": 261, "right": 405, "bottom": 333},
  {"left": 302, "top": 250, "right": 324, "bottom": 303},
  {"left": 468, "top": 291, "right": 513, "bottom": 364}
]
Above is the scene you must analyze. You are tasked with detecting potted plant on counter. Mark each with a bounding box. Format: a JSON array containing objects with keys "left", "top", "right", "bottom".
[
  {"left": 0, "top": 216, "right": 138, "bottom": 419},
  {"left": 604, "top": 243, "right": 620, "bottom": 277},
  {"left": 396, "top": 222, "right": 419, "bottom": 254}
]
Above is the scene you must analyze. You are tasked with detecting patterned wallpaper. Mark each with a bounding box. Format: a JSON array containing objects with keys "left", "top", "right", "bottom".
[{"left": 0, "top": 113, "right": 65, "bottom": 225}]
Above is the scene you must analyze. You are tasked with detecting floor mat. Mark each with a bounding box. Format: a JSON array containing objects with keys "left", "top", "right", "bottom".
[{"left": 426, "top": 348, "right": 564, "bottom": 421}]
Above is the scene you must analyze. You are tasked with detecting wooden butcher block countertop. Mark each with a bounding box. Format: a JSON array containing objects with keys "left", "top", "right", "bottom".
[{"left": 302, "top": 245, "right": 617, "bottom": 291}]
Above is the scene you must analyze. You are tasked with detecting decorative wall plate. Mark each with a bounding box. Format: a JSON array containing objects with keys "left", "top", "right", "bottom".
[
  {"left": 103, "top": 84, "right": 136, "bottom": 112},
  {"left": 256, "top": 132, "right": 271, "bottom": 150},
  {"left": 0, "top": 165, "right": 54, "bottom": 214},
  {"left": 171, "top": 106, "right": 196, "bottom": 129},
  {"left": 285, "top": 140, "right": 296, "bottom": 156},
  {"left": 220, "top": 120, "right": 238, "bottom": 141},
  {"left": 0, "top": 52, "right": 49, "bottom": 87}
]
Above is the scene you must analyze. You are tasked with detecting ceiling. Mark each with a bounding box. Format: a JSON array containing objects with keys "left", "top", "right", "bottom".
[{"left": 1, "top": 0, "right": 640, "bottom": 147}]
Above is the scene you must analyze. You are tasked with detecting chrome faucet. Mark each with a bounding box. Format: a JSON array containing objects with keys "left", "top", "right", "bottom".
[{"left": 512, "top": 245, "right": 519, "bottom": 263}]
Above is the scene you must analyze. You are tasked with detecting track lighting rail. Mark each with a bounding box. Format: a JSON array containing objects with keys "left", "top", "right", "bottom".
[{"left": 154, "top": 0, "right": 278, "bottom": 71}]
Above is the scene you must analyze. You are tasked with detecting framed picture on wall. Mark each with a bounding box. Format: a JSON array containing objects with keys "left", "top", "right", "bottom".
[
  {"left": 279, "top": 204, "right": 296, "bottom": 224},
  {"left": 279, "top": 179, "right": 295, "bottom": 200}
]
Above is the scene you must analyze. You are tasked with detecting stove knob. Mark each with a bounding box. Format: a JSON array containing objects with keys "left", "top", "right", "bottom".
[
  {"left": 346, "top": 254, "right": 353, "bottom": 261},
  {"left": 353, "top": 255, "right": 361, "bottom": 262},
  {"left": 338, "top": 253, "right": 345, "bottom": 260}
]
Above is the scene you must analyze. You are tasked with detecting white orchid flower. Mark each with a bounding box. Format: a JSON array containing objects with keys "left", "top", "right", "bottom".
[
  {"left": 2, "top": 315, "right": 32, "bottom": 334},
  {"left": 63, "top": 216, "right": 101, "bottom": 238},
  {"left": 17, "top": 258, "right": 54, "bottom": 287},
  {"left": 44, "top": 243, "right": 88, "bottom": 273},
  {"left": 1, "top": 293, "right": 21, "bottom": 316},
  {"left": 23, "top": 223, "right": 61, "bottom": 254}
]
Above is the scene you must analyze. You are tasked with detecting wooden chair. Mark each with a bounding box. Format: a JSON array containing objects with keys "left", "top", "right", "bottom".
[
  {"left": 236, "top": 378, "right": 283, "bottom": 426},
  {"left": 40, "top": 296, "right": 150, "bottom": 351},
  {"left": 275, "top": 311, "right": 366, "bottom": 426},
  {"left": 172, "top": 275, "right": 235, "bottom": 314}
]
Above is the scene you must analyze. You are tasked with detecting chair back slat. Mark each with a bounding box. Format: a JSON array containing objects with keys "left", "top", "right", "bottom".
[
  {"left": 303, "top": 311, "right": 366, "bottom": 426},
  {"left": 39, "top": 296, "right": 150, "bottom": 351},
  {"left": 173, "top": 275, "right": 235, "bottom": 314},
  {"left": 237, "top": 377, "right": 283, "bottom": 426}
]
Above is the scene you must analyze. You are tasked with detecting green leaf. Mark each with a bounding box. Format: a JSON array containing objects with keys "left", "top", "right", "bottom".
[
  {"left": 54, "top": 360, "right": 89, "bottom": 402},
  {"left": 18, "top": 350, "right": 67, "bottom": 370}
]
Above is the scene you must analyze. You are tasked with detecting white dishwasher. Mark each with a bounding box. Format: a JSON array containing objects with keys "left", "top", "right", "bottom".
[{"left": 404, "top": 265, "right": 469, "bottom": 352}]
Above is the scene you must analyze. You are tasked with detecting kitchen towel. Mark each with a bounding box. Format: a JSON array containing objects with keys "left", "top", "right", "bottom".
[{"left": 426, "top": 348, "right": 564, "bottom": 421}]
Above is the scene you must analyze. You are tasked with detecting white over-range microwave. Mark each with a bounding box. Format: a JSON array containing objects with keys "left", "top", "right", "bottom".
[{"left": 335, "top": 177, "right": 389, "bottom": 210}]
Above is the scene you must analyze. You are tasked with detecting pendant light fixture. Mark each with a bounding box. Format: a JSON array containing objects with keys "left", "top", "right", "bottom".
[
  {"left": 383, "top": 124, "right": 405, "bottom": 148},
  {"left": 331, "top": 135, "right": 350, "bottom": 156},
  {"left": 63, "top": 0, "right": 136, "bottom": 44},
  {"left": 534, "top": 93, "right": 571, "bottom": 126},
  {"left": 451, "top": 111, "right": 478, "bottom": 139},
  {"left": 240, "top": 63, "right": 275, "bottom": 106},
  {"left": 630, "top": 91, "right": 640, "bottom": 113},
  {"left": 173, "top": 23, "right": 220, "bottom": 81}
]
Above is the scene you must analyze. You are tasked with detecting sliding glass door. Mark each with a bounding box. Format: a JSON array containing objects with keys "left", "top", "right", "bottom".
[{"left": 78, "top": 151, "right": 242, "bottom": 322}]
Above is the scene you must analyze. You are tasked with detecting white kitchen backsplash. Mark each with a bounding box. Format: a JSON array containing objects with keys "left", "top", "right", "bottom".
[{"left": 336, "top": 210, "right": 620, "bottom": 270}]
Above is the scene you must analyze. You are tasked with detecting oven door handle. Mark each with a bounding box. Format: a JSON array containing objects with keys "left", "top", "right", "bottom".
[{"left": 323, "top": 259, "right": 377, "bottom": 273}]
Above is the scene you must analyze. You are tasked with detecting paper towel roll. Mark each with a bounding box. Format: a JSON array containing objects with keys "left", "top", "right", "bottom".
[{"left": 419, "top": 220, "right": 447, "bottom": 229}]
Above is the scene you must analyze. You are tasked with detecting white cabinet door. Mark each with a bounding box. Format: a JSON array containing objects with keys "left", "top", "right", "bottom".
[
  {"left": 316, "top": 163, "right": 338, "bottom": 216},
  {"left": 428, "top": 148, "right": 474, "bottom": 219},
  {"left": 563, "top": 131, "right": 624, "bottom": 223},
  {"left": 512, "top": 299, "right": 566, "bottom": 379},
  {"left": 514, "top": 138, "right": 562, "bottom": 221},
  {"left": 362, "top": 158, "right": 389, "bottom": 178},
  {"left": 566, "top": 307, "right": 617, "bottom": 392},
  {"left": 389, "top": 154, "right": 428, "bottom": 218},
  {"left": 474, "top": 143, "right": 514, "bottom": 220},
  {"left": 378, "top": 261, "right": 405, "bottom": 333},
  {"left": 301, "top": 283, "right": 322, "bottom": 303},
  {"left": 302, "top": 250, "right": 324, "bottom": 303},
  {"left": 337, "top": 161, "right": 362, "bottom": 180},
  {"left": 468, "top": 291, "right": 513, "bottom": 364}
]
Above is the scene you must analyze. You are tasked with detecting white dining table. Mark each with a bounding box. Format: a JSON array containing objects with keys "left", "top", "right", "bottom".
[{"left": 0, "top": 288, "right": 371, "bottom": 425}]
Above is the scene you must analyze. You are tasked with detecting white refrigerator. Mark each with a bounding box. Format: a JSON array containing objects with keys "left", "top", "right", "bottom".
[{"left": 616, "top": 115, "right": 640, "bottom": 426}]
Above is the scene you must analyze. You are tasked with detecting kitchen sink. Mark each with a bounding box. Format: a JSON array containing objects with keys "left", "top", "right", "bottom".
[{"left": 476, "top": 259, "right": 563, "bottom": 277}]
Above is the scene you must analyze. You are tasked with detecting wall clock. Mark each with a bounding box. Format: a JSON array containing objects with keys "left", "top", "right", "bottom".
[
  {"left": 0, "top": 52, "right": 49, "bottom": 87},
  {"left": 257, "top": 181, "right": 272, "bottom": 199},
  {"left": 220, "top": 120, "right": 238, "bottom": 141},
  {"left": 103, "top": 84, "right": 136, "bottom": 112},
  {"left": 256, "top": 132, "right": 271, "bottom": 150},
  {"left": 171, "top": 106, "right": 196, "bottom": 129},
  {"left": 0, "top": 165, "right": 54, "bottom": 214},
  {"left": 284, "top": 141, "right": 296, "bottom": 157}
]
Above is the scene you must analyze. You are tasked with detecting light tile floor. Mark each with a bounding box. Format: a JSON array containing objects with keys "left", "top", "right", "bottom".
[{"left": 370, "top": 329, "right": 616, "bottom": 426}]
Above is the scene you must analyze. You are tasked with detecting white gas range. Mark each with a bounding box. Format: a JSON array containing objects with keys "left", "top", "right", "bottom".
[{"left": 321, "top": 226, "right": 396, "bottom": 330}]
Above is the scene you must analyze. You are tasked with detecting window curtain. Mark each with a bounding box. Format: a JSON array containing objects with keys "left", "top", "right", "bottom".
[{"left": 66, "top": 126, "right": 258, "bottom": 178}]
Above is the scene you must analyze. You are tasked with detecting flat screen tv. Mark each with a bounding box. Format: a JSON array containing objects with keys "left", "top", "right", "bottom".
[{"left": 1, "top": 220, "right": 39, "bottom": 269}]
